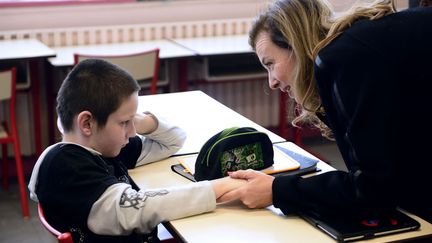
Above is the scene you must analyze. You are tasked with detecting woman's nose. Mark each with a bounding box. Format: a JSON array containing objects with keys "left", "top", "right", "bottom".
[{"left": 268, "top": 74, "right": 280, "bottom": 90}]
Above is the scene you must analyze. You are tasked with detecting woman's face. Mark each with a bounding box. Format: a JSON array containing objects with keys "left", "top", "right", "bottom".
[{"left": 255, "top": 30, "right": 297, "bottom": 99}]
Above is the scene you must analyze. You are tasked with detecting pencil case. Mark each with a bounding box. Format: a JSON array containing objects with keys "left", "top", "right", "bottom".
[{"left": 194, "top": 127, "right": 274, "bottom": 181}]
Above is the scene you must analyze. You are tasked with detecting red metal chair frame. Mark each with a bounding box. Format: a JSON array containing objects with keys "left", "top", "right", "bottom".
[
  {"left": 38, "top": 204, "right": 74, "bottom": 243},
  {"left": 0, "top": 67, "right": 30, "bottom": 218}
]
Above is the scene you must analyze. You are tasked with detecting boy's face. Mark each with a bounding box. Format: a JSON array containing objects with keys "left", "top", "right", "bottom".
[{"left": 91, "top": 92, "right": 139, "bottom": 157}]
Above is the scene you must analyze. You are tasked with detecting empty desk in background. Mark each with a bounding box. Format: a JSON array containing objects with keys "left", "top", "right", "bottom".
[
  {"left": 129, "top": 92, "right": 432, "bottom": 242},
  {"left": 170, "top": 35, "right": 252, "bottom": 56},
  {"left": 0, "top": 39, "right": 56, "bottom": 156},
  {"left": 48, "top": 39, "right": 197, "bottom": 91},
  {"left": 47, "top": 39, "right": 197, "bottom": 144},
  {"left": 168, "top": 35, "right": 266, "bottom": 88},
  {"left": 49, "top": 39, "right": 196, "bottom": 67},
  {"left": 137, "top": 90, "right": 285, "bottom": 155}
]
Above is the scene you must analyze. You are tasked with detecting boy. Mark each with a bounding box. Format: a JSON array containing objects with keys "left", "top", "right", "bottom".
[{"left": 28, "top": 59, "right": 245, "bottom": 243}]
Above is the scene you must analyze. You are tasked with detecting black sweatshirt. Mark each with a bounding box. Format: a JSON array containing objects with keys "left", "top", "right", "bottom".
[{"left": 272, "top": 7, "right": 432, "bottom": 223}]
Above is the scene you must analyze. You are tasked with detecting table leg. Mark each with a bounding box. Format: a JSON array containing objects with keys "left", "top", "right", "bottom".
[
  {"left": 29, "top": 60, "right": 42, "bottom": 156},
  {"left": 178, "top": 58, "right": 188, "bottom": 91},
  {"left": 45, "top": 63, "right": 56, "bottom": 145}
]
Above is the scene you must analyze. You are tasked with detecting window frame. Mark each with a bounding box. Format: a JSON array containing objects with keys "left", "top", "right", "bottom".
[{"left": 0, "top": 0, "right": 135, "bottom": 8}]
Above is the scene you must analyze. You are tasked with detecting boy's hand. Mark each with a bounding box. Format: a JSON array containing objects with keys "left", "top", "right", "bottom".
[
  {"left": 134, "top": 111, "right": 158, "bottom": 135},
  {"left": 211, "top": 177, "right": 247, "bottom": 203}
]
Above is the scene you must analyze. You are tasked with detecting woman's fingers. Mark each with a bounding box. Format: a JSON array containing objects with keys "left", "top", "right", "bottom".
[{"left": 228, "top": 169, "right": 260, "bottom": 180}]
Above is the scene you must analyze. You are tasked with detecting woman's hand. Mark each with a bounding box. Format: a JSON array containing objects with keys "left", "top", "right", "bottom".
[
  {"left": 211, "top": 177, "right": 247, "bottom": 203},
  {"left": 219, "top": 169, "right": 275, "bottom": 208}
]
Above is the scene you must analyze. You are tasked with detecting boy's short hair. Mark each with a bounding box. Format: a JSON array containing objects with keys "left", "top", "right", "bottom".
[{"left": 56, "top": 59, "right": 140, "bottom": 132}]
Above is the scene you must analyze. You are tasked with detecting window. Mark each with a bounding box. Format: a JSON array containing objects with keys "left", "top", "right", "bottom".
[
  {"left": 0, "top": 0, "right": 408, "bottom": 10},
  {"left": 0, "top": 0, "right": 134, "bottom": 8}
]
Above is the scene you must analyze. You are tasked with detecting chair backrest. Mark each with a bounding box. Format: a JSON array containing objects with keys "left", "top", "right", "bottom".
[
  {"left": 0, "top": 68, "right": 16, "bottom": 102},
  {"left": 74, "top": 49, "right": 160, "bottom": 94},
  {"left": 0, "top": 68, "right": 17, "bottom": 139},
  {"left": 37, "top": 204, "right": 74, "bottom": 243}
]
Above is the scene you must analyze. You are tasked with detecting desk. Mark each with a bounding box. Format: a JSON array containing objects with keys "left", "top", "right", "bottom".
[
  {"left": 137, "top": 90, "right": 285, "bottom": 155},
  {"left": 129, "top": 142, "right": 432, "bottom": 243},
  {"left": 48, "top": 39, "right": 196, "bottom": 93},
  {"left": 130, "top": 90, "right": 432, "bottom": 242},
  {"left": 169, "top": 35, "right": 251, "bottom": 56},
  {"left": 48, "top": 39, "right": 196, "bottom": 67},
  {"left": 168, "top": 35, "right": 255, "bottom": 89},
  {"left": 0, "top": 39, "right": 56, "bottom": 156},
  {"left": 47, "top": 39, "right": 197, "bottom": 144}
]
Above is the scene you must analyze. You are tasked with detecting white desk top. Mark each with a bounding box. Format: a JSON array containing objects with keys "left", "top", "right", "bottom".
[
  {"left": 48, "top": 39, "right": 196, "bottom": 67},
  {"left": 0, "top": 39, "right": 56, "bottom": 61},
  {"left": 129, "top": 141, "right": 432, "bottom": 243},
  {"left": 131, "top": 91, "right": 432, "bottom": 242},
  {"left": 138, "top": 90, "right": 285, "bottom": 155},
  {"left": 169, "top": 35, "right": 252, "bottom": 56}
]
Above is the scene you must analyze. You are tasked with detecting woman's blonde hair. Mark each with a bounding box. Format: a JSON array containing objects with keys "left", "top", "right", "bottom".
[{"left": 249, "top": 0, "right": 396, "bottom": 139}]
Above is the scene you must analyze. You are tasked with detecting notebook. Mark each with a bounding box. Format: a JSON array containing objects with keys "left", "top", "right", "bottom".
[
  {"left": 272, "top": 144, "right": 320, "bottom": 177},
  {"left": 171, "top": 143, "right": 320, "bottom": 182},
  {"left": 300, "top": 209, "right": 421, "bottom": 242}
]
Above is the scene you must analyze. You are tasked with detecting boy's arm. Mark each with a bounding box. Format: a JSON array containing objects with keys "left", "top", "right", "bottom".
[
  {"left": 133, "top": 112, "right": 158, "bottom": 135},
  {"left": 87, "top": 178, "right": 246, "bottom": 235},
  {"left": 134, "top": 112, "right": 187, "bottom": 166},
  {"left": 211, "top": 177, "right": 247, "bottom": 203}
]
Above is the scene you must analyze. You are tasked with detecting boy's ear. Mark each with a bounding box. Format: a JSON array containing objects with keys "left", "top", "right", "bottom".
[{"left": 77, "top": 111, "right": 95, "bottom": 136}]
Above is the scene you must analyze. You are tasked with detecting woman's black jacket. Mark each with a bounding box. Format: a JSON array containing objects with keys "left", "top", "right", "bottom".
[{"left": 272, "top": 7, "right": 432, "bottom": 223}]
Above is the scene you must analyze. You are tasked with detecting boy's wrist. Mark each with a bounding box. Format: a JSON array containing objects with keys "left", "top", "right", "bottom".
[{"left": 211, "top": 177, "right": 246, "bottom": 199}]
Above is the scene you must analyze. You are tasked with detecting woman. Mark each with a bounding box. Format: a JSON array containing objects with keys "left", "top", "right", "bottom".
[{"left": 223, "top": 0, "right": 432, "bottom": 223}]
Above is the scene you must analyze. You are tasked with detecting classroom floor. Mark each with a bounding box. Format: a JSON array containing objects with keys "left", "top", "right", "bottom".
[{"left": 0, "top": 138, "right": 345, "bottom": 243}]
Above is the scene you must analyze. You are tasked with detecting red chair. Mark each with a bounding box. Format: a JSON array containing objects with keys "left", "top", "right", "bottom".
[
  {"left": 73, "top": 49, "right": 161, "bottom": 94},
  {"left": 38, "top": 203, "right": 177, "bottom": 243},
  {"left": 38, "top": 204, "right": 74, "bottom": 243},
  {"left": 0, "top": 67, "right": 30, "bottom": 218}
]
